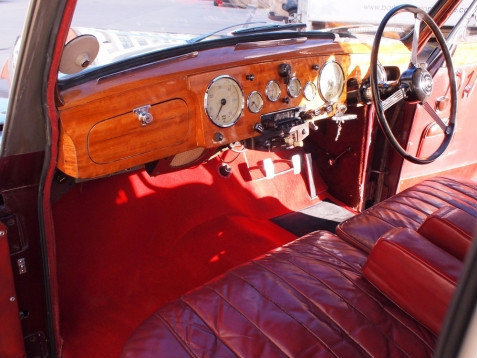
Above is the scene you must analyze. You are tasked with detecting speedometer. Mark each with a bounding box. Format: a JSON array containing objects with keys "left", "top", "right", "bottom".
[
  {"left": 204, "top": 75, "right": 244, "bottom": 127},
  {"left": 318, "top": 61, "right": 345, "bottom": 102}
]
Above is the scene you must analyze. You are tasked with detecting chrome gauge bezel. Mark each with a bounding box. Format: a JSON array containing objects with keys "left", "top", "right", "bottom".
[
  {"left": 265, "top": 80, "right": 281, "bottom": 102},
  {"left": 287, "top": 77, "right": 301, "bottom": 98},
  {"left": 204, "top": 75, "right": 244, "bottom": 128},
  {"left": 318, "top": 61, "right": 345, "bottom": 103},
  {"left": 247, "top": 91, "right": 264, "bottom": 113},
  {"left": 303, "top": 81, "right": 317, "bottom": 101}
]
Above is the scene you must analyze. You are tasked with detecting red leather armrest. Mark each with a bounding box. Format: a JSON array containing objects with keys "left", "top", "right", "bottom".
[
  {"left": 363, "top": 228, "right": 462, "bottom": 335},
  {"left": 418, "top": 206, "right": 476, "bottom": 260}
]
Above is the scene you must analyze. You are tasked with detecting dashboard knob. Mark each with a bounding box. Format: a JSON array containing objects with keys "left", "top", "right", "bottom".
[
  {"left": 278, "top": 63, "right": 291, "bottom": 84},
  {"left": 278, "top": 63, "right": 291, "bottom": 77},
  {"left": 213, "top": 132, "right": 224, "bottom": 142},
  {"left": 219, "top": 163, "right": 232, "bottom": 177},
  {"left": 253, "top": 123, "right": 265, "bottom": 133}
]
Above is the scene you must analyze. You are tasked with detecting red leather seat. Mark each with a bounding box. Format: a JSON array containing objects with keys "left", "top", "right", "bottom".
[
  {"left": 336, "top": 176, "right": 477, "bottom": 253},
  {"left": 121, "top": 177, "right": 476, "bottom": 357},
  {"left": 363, "top": 227, "right": 462, "bottom": 335},
  {"left": 418, "top": 205, "right": 476, "bottom": 260},
  {"left": 121, "top": 231, "right": 437, "bottom": 358}
]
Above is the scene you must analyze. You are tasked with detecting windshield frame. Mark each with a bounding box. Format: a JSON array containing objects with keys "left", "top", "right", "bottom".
[
  {"left": 57, "top": 30, "right": 335, "bottom": 90},
  {"left": 55, "top": 0, "right": 465, "bottom": 88}
]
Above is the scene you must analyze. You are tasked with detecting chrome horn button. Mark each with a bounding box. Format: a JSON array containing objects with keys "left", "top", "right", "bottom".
[{"left": 401, "top": 66, "right": 434, "bottom": 103}]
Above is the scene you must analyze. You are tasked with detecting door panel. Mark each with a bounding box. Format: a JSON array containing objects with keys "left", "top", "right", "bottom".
[
  {"left": 0, "top": 221, "right": 26, "bottom": 358},
  {"left": 397, "top": 40, "right": 477, "bottom": 191}
]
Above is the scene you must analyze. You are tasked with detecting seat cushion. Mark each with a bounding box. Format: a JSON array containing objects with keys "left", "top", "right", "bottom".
[
  {"left": 336, "top": 176, "right": 477, "bottom": 253},
  {"left": 121, "top": 231, "right": 436, "bottom": 358}
]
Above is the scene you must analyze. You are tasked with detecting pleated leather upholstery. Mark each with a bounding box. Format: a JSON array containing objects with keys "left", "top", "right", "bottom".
[
  {"left": 336, "top": 176, "right": 477, "bottom": 253},
  {"left": 418, "top": 206, "right": 476, "bottom": 260},
  {"left": 363, "top": 227, "right": 462, "bottom": 335},
  {"left": 121, "top": 231, "right": 437, "bottom": 358}
]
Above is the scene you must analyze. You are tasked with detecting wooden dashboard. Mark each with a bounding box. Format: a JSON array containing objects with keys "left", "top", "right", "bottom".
[{"left": 56, "top": 36, "right": 409, "bottom": 179}]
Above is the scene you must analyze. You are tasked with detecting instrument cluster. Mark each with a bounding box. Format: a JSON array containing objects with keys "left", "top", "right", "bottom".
[{"left": 204, "top": 60, "right": 346, "bottom": 129}]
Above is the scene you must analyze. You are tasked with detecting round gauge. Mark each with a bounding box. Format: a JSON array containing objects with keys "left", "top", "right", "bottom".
[
  {"left": 204, "top": 75, "right": 244, "bottom": 127},
  {"left": 265, "top": 80, "right": 281, "bottom": 102},
  {"left": 247, "top": 91, "right": 264, "bottom": 113},
  {"left": 287, "top": 77, "right": 301, "bottom": 98},
  {"left": 303, "top": 81, "right": 317, "bottom": 101},
  {"left": 318, "top": 61, "right": 345, "bottom": 102}
]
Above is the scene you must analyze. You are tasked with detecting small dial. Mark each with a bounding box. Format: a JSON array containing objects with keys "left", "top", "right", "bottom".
[
  {"left": 287, "top": 77, "right": 301, "bottom": 98},
  {"left": 303, "top": 81, "right": 317, "bottom": 101},
  {"left": 204, "top": 75, "right": 244, "bottom": 128},
  {"left": 318, "top": 61, "right": 345, "bottom": 102},
  {"left": 265, "top": 80, "right": 281, "bottom": 102},
  {"left": 247, "top": 91, "right": 264, "bottom": 113}
]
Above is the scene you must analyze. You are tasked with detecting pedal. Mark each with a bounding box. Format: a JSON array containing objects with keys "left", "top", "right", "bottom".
[{"left": 262, "top": 154, "right": 301, "bottom": 180}]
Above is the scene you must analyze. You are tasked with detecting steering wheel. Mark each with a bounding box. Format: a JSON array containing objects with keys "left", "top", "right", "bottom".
[{"left": 370, "top": 4, "right": 457, "bottom": 164}]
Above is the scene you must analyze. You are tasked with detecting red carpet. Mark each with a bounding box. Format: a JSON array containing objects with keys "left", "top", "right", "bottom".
[{"left": 53, "top": 149, "right": 325, "bottom": 357}]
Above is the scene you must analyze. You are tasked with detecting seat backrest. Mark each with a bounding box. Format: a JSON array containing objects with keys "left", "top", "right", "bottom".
[
  {"left": 418, "top": 206, "right": 477, "bottom": 260},
  {"left": 336, "top": 176, "right": 477, "bottom": 253},
  {"left": 363, "top": 227, "right": 463, "bottom": 335}
]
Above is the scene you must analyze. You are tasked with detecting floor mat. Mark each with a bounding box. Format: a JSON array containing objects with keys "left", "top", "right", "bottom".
[
  {"left": 271, "top": 199, "right": 355, "bottom": 236},
  {"left": 53, "top": 150, "right": 321, "bottom": 358}
]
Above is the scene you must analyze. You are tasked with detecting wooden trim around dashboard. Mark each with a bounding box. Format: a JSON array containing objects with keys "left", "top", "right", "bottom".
[
  {"left": 57, "top": 77, "right": 198, "bottom": 178},
  {"left": 56, "top": 38, "right": 411, "bottom": 179}
]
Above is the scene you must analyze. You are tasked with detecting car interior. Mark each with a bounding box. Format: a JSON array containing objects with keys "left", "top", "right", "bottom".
[{"left": 1, "top": 0, "right": 477, "bottom": 357}]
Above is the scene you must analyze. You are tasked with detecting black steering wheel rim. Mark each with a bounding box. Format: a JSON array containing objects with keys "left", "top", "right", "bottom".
[{"left": 370, "top": 4, "right": 457, "bottom": 164}]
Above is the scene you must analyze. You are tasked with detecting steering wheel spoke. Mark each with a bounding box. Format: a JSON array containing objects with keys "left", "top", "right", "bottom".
[
  {"left": 381, "top": 88, "right": 405, "bottom": 111},
  {"left": 422, "top": 101, "right": 452, "bottom": 134},
  {"left": 411, "top": 13, "right": 423, "bottom": 67}
]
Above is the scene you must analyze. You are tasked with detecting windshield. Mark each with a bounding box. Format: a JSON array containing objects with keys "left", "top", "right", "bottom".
[
  {"left": 65, "top": 0, "right": 475, "bottom": 71},
  {"left": 66, "top": 0, "right": 406, "bottom": 73},
  {"left": 65, "top": 0, "right": 290, "bottom": 73},
  {"left": 0, "top": 0, "right": 474, "bottom": 105}
]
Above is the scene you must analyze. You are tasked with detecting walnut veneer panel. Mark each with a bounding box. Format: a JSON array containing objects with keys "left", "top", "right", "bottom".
[
  {"left": 57, "top": 37, "right": 410, "bottom": 179},
  {"left": 88, "top": 99, "right": 189, "bottom": 164},
  {"left": 192, "top": 55, "right": 348, "bottom": 148},
  {"left": 58, "top": 77, "right": 197, "bottom": 178}
]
